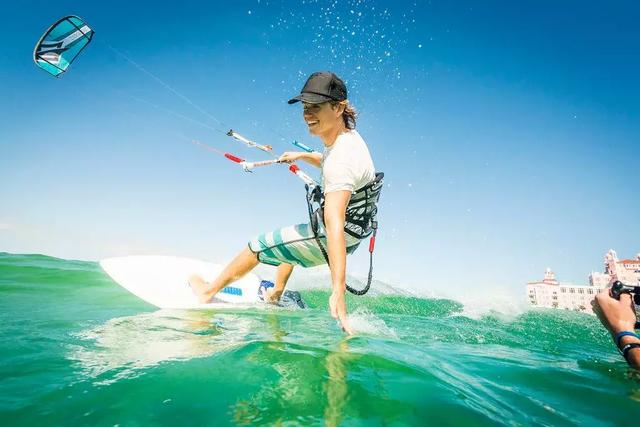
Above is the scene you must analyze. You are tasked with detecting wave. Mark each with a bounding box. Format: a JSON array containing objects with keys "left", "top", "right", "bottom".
[{"left": 0, "top": 252, "right": 596, "bottom": 323}]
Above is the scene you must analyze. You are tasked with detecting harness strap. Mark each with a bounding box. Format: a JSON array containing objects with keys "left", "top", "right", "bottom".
[{"left": 310, "top": 222, "right": 375, "bottom": 296}]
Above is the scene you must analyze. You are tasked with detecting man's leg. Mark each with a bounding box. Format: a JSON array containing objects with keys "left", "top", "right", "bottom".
[
  {"left": 265, "top": 263, "right": 294, "bottom": 303},
  {"left": 190, "top": 247, "right": 259, "bottom": 303}
]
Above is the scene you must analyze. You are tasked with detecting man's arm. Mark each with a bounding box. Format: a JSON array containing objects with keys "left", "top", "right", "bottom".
[
  {"left": 279, "top": 152, "right": 322, "bottom": 168},
  {"left": 323, "top": 190, "right": 353, "bottom": 335},
  {"left": 594, "top": 291, "right": 640, "bottom": 369}
]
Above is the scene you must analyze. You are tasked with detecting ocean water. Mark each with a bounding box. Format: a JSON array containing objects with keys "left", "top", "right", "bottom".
[{"left": 0, "top": 252, "right": 638, "bottom": 426}]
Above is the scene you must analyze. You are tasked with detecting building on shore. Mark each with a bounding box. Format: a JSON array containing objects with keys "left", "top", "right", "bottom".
[
  {"left": 598, "top": 249, "right": 640, "bottom": 286},
  {"left": 526, "top": 249, "right": 640, "bottom": 314}
]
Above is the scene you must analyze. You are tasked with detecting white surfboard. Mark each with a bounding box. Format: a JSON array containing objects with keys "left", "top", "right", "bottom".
[{"left": 100, "top": 255, "right": 306, "bottom": 310}]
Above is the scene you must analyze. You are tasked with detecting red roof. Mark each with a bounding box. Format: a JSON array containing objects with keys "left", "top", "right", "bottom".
[{"left": 621, "top": 259, "right": 640, "bottom": 264}]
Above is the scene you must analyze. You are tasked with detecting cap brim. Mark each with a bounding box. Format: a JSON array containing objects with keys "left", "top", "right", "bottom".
[{"left": 287, "top": 92, "right": 333, "bottom": 104}]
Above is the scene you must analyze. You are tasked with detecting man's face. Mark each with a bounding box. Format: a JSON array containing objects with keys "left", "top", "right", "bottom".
[{"left": 302, "top": 101, "right": 339, "bottom": 135}]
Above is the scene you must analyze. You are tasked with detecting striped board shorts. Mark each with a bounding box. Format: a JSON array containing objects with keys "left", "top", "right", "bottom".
[{"left": 248, "top": 223, "right": 362, "bottom": 268}]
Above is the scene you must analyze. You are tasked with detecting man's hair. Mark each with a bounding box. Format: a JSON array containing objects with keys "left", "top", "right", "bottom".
[{"left": 331, "top": 100, "right": 357, "bottom": 129}]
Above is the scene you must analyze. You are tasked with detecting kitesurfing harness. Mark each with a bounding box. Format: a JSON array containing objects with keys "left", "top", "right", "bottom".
[{"left": 305, "top": 172, "right": 384, "bottom": 296}]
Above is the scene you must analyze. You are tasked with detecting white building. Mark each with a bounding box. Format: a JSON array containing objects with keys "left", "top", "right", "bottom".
[
  {"left": 527, "top": 249, "right": 640, "bottom": 314},
  {"left": 599, "top": 249, "right": 640, "bottom": 286},
  {"left": 526, "top": 268, "right": 603, "bottom": 313}
]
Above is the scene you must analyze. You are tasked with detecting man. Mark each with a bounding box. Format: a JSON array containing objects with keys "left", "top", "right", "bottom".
[{"left": 190, "top": 71, "right": 378, "bottom": 335}]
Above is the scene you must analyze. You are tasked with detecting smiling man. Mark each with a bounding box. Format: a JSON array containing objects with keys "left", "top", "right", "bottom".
[{"left": 190, "top": 71, "right": 379, "bottom": 334}]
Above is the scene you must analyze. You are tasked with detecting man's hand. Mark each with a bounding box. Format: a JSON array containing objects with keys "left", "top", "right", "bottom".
[
  {"left": 264, "top": 288, "right": 283, "bottom": 304},
  {"left": 278, "top": 151, "right": 322, "bottom": 168},
  {"left": 594, "top": 290, "right": 637, "bottom": 335},
  {"left": 329, "top": 290, "right": 353, "bottom": 335},
  {"left": 278, "top": 152, "right": 303, "bottom": 163}
]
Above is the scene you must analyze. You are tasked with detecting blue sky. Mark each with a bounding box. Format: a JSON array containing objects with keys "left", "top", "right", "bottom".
[{"left": 1, "top": 0, "right": 639, "bottom": 295}]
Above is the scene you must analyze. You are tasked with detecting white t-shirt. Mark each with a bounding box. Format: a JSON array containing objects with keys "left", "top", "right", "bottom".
[{"left": 321, "top": 130, "right": 375, "bottom": 194}]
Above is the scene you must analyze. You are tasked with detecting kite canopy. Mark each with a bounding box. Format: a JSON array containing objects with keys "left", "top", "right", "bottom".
[{"left": 33, "top": 15, "right": 94, "bottom": 77}]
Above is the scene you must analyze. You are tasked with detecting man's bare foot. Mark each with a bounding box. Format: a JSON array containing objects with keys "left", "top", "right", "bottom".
[
  {"left": 264, "top": 288, "right": 283, "bottom": 304},
  {"left": 189, "top": 275, "right": 214, "bottom": 304}
]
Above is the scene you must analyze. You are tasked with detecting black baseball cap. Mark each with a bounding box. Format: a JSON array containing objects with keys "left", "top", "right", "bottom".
[{"left": 288, "top": 71, "right": 347, "bottom": 104}]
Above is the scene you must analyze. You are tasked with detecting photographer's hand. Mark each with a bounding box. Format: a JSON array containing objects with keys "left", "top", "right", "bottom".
[{"left": 594, "top": 290, "right": 640, "bottom": 369}]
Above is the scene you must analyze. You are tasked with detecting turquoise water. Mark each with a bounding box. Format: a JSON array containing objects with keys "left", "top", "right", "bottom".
[{"left": 0, "top": 252, "right": 638, "bottom": 426}]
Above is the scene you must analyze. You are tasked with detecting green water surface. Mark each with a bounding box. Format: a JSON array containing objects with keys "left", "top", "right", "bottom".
[{"left": 0, "top": 252, "right": 638, "bottom": 426}]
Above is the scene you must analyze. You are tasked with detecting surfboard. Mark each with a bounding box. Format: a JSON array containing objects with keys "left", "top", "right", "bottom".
[{"left": 100, "top": 255, "right": 306, "bottom": 310}]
